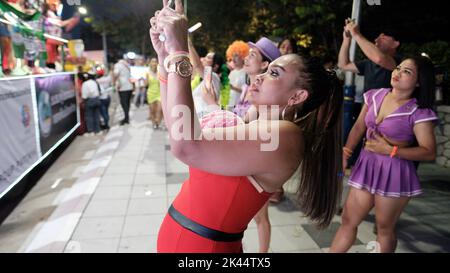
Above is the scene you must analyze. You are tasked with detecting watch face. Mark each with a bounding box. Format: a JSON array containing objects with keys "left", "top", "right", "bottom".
[{"left": 177, "top": 59, "right": 193, "bottom": 78}]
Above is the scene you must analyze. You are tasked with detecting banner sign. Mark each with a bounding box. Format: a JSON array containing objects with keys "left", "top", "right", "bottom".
[
  {"left": 0, "top": 78, "right": 38, "bottom": 195},
  {"left": 35, "top": 74, "right": 77, "bottom": 155}
]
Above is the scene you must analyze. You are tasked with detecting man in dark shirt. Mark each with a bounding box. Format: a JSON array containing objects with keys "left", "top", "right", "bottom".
[
  {"left": 355, "top": 52, "right": 401, "bottom": 92},
  {"left": 338, "top": 20, "right": 400, "bottom": 91},
  {"left": 339, "top": 20, "right": 401, "bottom": 118}
]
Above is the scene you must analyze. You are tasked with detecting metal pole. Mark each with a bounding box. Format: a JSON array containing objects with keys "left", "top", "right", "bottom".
[
  {"left": 345, "top": 0, "right": 362, "bottom": 86},
  {"left": 343, "top": 0, "right": 361, "bottom": 142},
  {"left": 102, "top": 27, "right": 108, "bottom": 71},
  {"left": 101, "top": 1, "right": 109, "bottom": 72},
  {"left": 184, "top": 0, "right": 187, "bottom": 16}
]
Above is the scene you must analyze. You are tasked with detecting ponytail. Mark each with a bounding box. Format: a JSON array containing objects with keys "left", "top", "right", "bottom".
[{"left": 294, "top": 57, "right": 343, "bottom": 229}]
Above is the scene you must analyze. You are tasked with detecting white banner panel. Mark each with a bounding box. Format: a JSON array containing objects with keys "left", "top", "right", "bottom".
[{"left": 0, "top": 78, "right": 39, "bottom": 195}]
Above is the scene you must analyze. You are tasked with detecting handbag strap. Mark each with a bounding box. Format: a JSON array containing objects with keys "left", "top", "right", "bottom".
[{"left": 94, "top": 80, "right": 102, "bottom": 97}]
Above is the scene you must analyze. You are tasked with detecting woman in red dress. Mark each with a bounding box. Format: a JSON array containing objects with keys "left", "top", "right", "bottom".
[{"left": 151, "top": 0, "right": 343, "bottom": 253}]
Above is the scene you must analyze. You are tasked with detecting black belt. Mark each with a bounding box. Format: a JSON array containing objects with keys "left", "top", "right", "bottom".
[{"left": 168, "top": 205, "right": 244, "bottom": 242}]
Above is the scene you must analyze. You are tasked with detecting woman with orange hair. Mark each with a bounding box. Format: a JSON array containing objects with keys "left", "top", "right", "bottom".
[{"left": 226, "top": 41, "right": 249, "bottom": 108}]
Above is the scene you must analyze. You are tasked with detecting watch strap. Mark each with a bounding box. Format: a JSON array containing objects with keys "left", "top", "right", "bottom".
[{"left": 164, "top": 53, "right": 190, "bottom": 71}]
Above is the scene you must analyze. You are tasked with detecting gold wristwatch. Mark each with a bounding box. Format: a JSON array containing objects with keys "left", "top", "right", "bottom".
[{"left": 165, "top": 56, "right": 193, "bottom": 78}]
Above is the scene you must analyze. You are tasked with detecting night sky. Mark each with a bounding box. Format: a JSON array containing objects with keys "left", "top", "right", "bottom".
[{"left": 61, "top": 0, "right": 449, "bottom": 53}]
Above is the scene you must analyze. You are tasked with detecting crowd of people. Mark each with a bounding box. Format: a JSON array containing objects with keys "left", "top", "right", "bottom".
[
  {"left": 148, "top": 0, "right": 438, "bottom": 254},
  {"left": 77, "top": 55, "right": 166, "bottom": 135}
]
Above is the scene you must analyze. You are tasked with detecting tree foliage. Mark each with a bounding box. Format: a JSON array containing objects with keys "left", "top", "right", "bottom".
[
  {"left": 247, "top": 0, "right": 352, "bottom": 55},
  {"left": 83, "top": 0, "right": 448, "bottom": 66},
  {"left": 85, "top": 0, "right": 156, "bottom": 57}
]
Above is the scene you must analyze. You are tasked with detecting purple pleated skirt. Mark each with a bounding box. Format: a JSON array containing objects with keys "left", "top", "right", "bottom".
[{"left": 348, "top": 149, "right": 422, "bottom": 198}]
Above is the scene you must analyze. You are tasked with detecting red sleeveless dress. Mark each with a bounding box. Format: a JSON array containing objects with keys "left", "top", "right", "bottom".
[{"left": 157, "top": 110, "right": 272, "bottom": 253}]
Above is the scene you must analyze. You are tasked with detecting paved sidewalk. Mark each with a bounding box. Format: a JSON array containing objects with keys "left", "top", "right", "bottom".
[{"left": 0, "top": 101, "right": 449, "bottom": 253}]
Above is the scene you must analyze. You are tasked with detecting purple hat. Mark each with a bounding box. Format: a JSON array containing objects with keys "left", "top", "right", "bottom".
[{"left": 248, "top": 37, "right": 281, "bottom": 62}]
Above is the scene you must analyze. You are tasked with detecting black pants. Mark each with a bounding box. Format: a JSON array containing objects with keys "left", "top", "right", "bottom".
[
  {"left": 100, "top": 96, "right": 111, "bottom": 127},
  {"left": 119, "top": 90, "right": 132, "bottom": 122},
  {"left": 85, "top": 97, "right": 101, "bottom": 133}
]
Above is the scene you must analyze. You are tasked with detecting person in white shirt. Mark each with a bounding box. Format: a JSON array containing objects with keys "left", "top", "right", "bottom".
[
  {"left": 133, "top": 77, "right": 147, "bottom": 108},
  {"left": 81, "top": 72, "right": 101, "bottom": 134},
  {"left": 192, "top": 72, "right": 221, "bottom": 118},
  {"left": 97, "top": 68, "right": 113, "bottom": 130},
  {"left": 228, "top": 67, "right": 246, "bottom": 107},
  {"left": 114, "top": 59, "right": 134, "bottom": 125},
  {"left": 188, "top": 38, "right": 223, "bottom": 118},
  {"left": 226, "top": 41, "right": 249, "bottom": 108}
]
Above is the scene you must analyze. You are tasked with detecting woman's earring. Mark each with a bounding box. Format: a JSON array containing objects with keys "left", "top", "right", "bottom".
[
  {"left": 281, "top": 105, "right": 287, "bottom": 120},
  {"left": 293, "top": 108, "right": 298, "bottom": 121}
]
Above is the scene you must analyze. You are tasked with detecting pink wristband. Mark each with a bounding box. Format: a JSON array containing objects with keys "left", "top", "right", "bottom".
[{"left": 159, "top": 74, "right": 168, "bottom": 84}]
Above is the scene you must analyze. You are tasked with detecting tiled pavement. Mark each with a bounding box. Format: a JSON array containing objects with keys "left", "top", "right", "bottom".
[{"left": 0, "top": 99, "right": 449, "bottom": 253}]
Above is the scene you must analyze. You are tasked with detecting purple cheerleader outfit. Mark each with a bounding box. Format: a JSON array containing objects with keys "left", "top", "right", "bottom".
[{"left": 348, "top": 88, "right": 438, "bottom": 197}]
